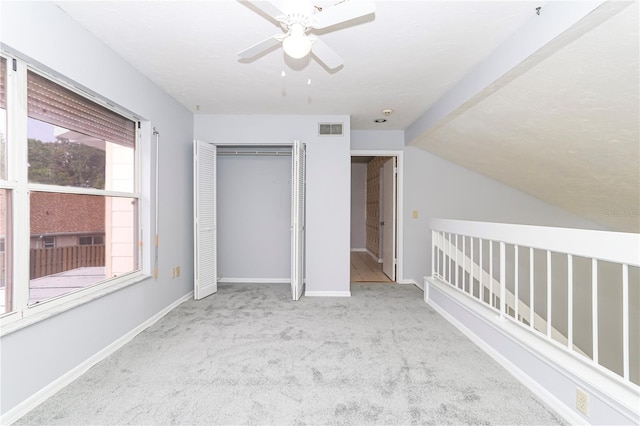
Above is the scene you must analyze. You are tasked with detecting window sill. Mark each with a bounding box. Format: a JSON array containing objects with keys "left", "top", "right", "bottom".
[{"left": 0, "top": 272, "right": 150, "bottom": 337}]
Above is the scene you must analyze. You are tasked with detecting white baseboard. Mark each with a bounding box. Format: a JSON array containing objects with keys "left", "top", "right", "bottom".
[
  {"left": 427, "top": 296, "right": 585, "bottom": 425},
  {"left": 305, "top": 291, "right": 351, "bottom": 297},
  {"left": 425, "top": 279, "right": 639, "bottom": 425},
  {"left": 350, "top": 248, "right": 367, "bottom": 252},
  {"left": 1, "top": 291, "right": 193, "bottom": 426},
  {"left": 218, "top": 277, "right": 291, "bottom": 284},
  {"left": 365, "top": 249, "right": 378, "bottom": 262}
]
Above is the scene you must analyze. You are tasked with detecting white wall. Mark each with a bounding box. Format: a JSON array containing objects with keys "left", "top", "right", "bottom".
[
  {"left": 195, "top": 115, "right": 351, "bottom": 295},
  {"left": 402, "top": 145, "right": 606, "bottom": 285},
  {"left": 217, "top": 155, "right": 291, "bottom": 280},
  {"left": 350, "top": 163, "right": 366, "bottom": 250},
  {"left": 1, "top": 2, "right": 194, "bottom": 416}
]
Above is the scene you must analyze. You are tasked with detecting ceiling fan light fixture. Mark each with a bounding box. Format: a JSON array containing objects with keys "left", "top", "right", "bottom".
[{"left": 282, "top": 23, "right": 312, "bottom": 59}]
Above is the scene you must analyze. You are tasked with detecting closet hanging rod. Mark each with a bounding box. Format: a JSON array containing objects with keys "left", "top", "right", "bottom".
[{"left": 217, "top": 151, "right": 292, "bottom": 156}]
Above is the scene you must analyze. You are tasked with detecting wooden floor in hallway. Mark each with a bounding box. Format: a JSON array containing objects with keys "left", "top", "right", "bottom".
[{"left": 350, "top": 251, "right": 393, "bottom": 283}]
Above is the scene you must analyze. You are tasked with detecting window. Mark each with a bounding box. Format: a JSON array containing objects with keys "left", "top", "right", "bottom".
[
  {"left": 79, "top": 235, "right": 104, "bottom": 246},
  {"left": 0, "top": 58, "right": 11, "bottom": 315},
  {"left": 42, "top": 236, "right": 55, "bottom": 249},
  {"left": 0, "top": 55, "right": 142, "bottom": 323},
  {"left": 0, "top": 57, "right": 7, "bottom": 179}
]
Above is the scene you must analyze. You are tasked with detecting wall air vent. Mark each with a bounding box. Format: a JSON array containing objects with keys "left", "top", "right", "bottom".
[{"left": 319, "top": 122, "right": 343, "bottom": 136}]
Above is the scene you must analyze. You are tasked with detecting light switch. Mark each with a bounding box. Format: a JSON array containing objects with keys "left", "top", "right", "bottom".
[{"left": 412, "top": 210, "right": 419, "bottom": 219}]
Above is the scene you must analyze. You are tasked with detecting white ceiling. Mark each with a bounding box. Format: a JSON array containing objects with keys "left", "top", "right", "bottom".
[
  {"left": 55, "top": 0, "right": 639, "bottom": 232},
  {"left": 55, "top": 0, "right": 541, "bottom": 130}
]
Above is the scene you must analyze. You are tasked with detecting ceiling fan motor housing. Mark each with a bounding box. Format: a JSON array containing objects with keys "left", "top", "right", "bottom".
[{"left": 238, "top": 0, "right": 376, "bottom": 69}]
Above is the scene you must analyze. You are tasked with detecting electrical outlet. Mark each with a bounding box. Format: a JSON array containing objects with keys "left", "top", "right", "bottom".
[
  {"left": 176, "top": 266, "right": 180, "bottom": 277},
  {"left": 576, "top": 388, "right": 589, "bottom": 415}
]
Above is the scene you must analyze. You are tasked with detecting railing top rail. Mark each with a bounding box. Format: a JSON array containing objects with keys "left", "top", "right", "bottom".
[{"left": 431, "top": 218, "right": 640, "bottom": 266}]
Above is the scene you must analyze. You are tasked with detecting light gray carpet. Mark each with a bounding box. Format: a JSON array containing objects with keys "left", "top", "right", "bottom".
[{"left": 16, "top": 283, "right": 564, "bottom": 425}]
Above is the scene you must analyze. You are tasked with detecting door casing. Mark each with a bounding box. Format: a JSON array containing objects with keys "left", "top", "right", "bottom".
[{"left": 350, "top": 150, "right": 404, "bottom": 284}]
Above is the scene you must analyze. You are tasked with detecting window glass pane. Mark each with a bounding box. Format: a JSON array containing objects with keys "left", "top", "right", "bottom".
[
  {"left": 1, "top": 57, "right": 6, "bottom": 180},
  {"left": 78, "top": 236, "right": 92, "bottom": 246},
  {"left": 27, "top": 118, "right": 135, "bottom": 191},
  {"left": 0, "top": 189, "right": 11, "bottom": 314},
  {"left": 29, "top": 192, "right": 138, "bottom": 305}
]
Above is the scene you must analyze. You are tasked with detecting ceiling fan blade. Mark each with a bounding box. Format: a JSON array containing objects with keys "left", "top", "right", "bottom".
[
  {"left": 238, "top": 35, "right": 282, "bottom": 59},
  {"left": 241, "top": 0, "right": 285, "bottom": 22},
  {"left": 311, "top": 38, "right": 343, "bottom": 70},
  {"left": 312, "top": 0, "right": 375, "bottom": 29}
]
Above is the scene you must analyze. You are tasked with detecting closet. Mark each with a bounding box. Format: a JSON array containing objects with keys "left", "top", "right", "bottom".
[{"left": 193, "top": 140, "right": 306, "bottom": 300}]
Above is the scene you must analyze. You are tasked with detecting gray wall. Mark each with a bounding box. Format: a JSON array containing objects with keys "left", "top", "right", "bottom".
[
  {"left": 351, "top": 130, "right": 405, "bottom": 151},
  {"left": 350, "top": 163, "right": 367, "bottom": 250},
  {"left": 1, "top": 2, "right": 194, "bottom": 415},
  {"left": 402, "top": 145, "right": 606, "bottom": 285},
  {"left": 217, "top": 155, "right": 291, "bottom": 280}
]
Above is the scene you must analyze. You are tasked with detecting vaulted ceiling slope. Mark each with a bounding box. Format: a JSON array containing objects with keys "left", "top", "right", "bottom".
[
  {"left": 53, "top": 1, "right": 639, "bottom": 232},
  {"left": 411, "top": 1, "right": 639, "bottom": 233}
]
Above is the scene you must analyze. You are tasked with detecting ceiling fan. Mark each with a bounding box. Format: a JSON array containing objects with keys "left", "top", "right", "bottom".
[{"left": 238, "top": 0, "right": 376, "bottom": 69}]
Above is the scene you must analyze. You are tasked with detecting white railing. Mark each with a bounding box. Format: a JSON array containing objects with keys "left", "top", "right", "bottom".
[{"left": 430, "top": 219, "right": 640, "bottom": 387}]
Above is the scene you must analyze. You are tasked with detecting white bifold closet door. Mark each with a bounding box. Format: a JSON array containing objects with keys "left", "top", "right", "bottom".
[
  {"left": 193, "top": 140, "right": 217, "bottom": 300},
  {"left": 290, "top": 140, "right": 306, "bottom": 300}
]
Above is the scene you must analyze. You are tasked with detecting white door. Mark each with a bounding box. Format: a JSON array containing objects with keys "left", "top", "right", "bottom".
[
  {"left": 193, "top": 140, "right": 217, "bottom": 300},
  {"left": 290, "top": 140, "right": 306, "bottom": 300},
  {"left": 382, "top": 158, "right": 396, "bottom": 281}
]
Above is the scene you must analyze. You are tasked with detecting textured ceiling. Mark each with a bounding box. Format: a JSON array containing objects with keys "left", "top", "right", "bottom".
[
  {"left": 54, "top": 1, "right": 639, "bottom": 232},
  {"left": 411, "top": 1, "right": 639, "bottom": 232},
  {"left": 55, "top": 0, "right": 540, "bottom": 130}
]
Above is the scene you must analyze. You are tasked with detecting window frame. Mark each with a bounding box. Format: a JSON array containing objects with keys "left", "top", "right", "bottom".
[{"left": 0, "top": 54, "right": 147, "bottom": 336}]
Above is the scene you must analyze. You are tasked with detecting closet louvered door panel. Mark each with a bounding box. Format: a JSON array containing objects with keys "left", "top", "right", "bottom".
[
  {"left": 194, "top": 140, "right": 217, "bottom": 300},
  {"left": 290, "top": 140, "right": 306, "bottom": 300}
]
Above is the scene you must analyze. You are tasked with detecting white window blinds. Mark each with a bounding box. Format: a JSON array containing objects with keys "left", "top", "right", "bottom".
[
  {"left": 27, "top": 70, "right": 135, "bottom": 148},
  {"left": 0, "top": 58, "right": 6, "bottom": 109}
]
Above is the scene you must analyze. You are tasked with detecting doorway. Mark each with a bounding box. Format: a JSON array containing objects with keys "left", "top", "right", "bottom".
[{"left": 350, "top": 152, "right": 402, "bottom": 284}]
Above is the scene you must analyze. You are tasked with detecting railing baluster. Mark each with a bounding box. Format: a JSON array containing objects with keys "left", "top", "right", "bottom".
[
  {"left": 447, "top": 233, "right": 451, "bottom": 284},
  {"left": 470, "top": 237, "right": 474, "bottom": 296},
  {"left": 500, "top": 241, "right": 506, "bottom": 319},
  {"left": 568, "top": 254, "right": 573, "bottom": 350},
  {"left": 439, "top": 231, "right": 444, "bottom": 279},
  {"left": 622, "top": 263, "right": 629, "bottom": 381},
  {"left": 462, "top": 236, "right": 466, "bottom": 291},
  {"left": 479, "top": 238, "right": 484, "bottom": 302},
  {"left": 431, "top": 230, "right": 436, "bottom": 278},
  {"left": 455, "top": 234, "right": 459, "bottom": 289},
  {"left": 489, "top": 241, "right": 493, "bottom": 308},
  {"left": 514, "top": 245, "right": 519, "bottom": 320},
  {"left": 547, "top": 250, "right": 552, "bottom": 338},
  {"left": 438, "top": 231, "right": 444, "bottom": 279},
  {"left": 530, "top": 247, "right": 535, "bottom": 331},
  {"left": 592, "top": 258, "right": 599, "bottom": 364}
]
